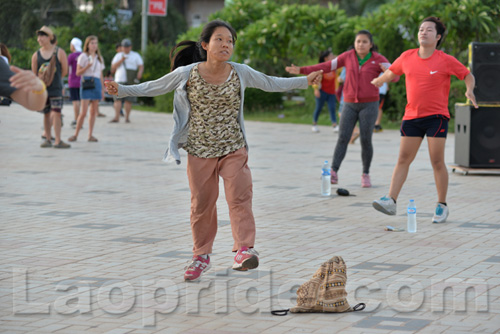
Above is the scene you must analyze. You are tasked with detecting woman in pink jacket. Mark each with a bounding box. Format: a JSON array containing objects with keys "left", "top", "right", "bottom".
[{"left": 286, "top": 30, "right": 398, "bottom": 187}]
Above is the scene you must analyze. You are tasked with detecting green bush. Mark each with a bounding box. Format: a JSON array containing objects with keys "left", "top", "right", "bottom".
[
  {"left": 142, "top": 43, "right": 171, "bottom": 81},
  {"left": 139, "top": 43, "right": 172, "bottom": 106},
  {"left": 448, "top": 77, "right": 467, "bottom": 117},
  {"left": 384, "top": 77, "right": 407, "bottom": 121},
  {"left": 8, "top": 47, "right": 33, "bottom": 70},
  {"left": 244, "top": 89, "right": 283, "bottom": 111},
  {"left": 154, "top": 91, "right": 175, "bottom": 113}
]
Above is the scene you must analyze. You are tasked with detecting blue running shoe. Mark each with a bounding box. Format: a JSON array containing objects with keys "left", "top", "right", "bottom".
[{"left": 432, "top": 203, "right": 449, "bottom": 224}]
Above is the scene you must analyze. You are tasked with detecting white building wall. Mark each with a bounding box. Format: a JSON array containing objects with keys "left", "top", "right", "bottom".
[{"left": 185, "top": 0, "right": 225, "bottom": 28}]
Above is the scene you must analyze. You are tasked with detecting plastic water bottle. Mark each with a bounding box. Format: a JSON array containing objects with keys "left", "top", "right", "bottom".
[
  {"left": 407, "top": 199, "right": 417, "bottom": 233},
  {"left": 321, "top": 161, "right": 331, "bottom": 196}
]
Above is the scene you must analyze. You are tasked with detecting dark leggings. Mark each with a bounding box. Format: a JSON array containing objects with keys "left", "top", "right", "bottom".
[{"left": 331, "top": 101, "right": 378, "bottom": 174}]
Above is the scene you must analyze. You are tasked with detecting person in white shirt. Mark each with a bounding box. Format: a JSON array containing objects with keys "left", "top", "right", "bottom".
[
  {"left": 68, "top": 35, "right": 105, "bottom": 142},
  {"left": 109, "top": 38, "right": 143, "bottom": 123}
]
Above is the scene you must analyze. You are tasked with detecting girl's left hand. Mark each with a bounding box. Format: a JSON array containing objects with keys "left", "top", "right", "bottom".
[{"left": 306, "top": 70, "right": 323, "bottom": 86}]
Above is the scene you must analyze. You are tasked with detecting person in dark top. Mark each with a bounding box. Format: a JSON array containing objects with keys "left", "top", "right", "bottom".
[{"left": 30, "top": 26, "right": 70, "bottom": 148}]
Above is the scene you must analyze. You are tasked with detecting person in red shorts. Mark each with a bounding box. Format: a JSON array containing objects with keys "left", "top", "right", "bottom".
[{"left": 371, "top": 16, "right": 478, "bottom": 224}]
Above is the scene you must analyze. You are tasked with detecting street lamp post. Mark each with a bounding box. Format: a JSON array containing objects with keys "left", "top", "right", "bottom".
[{"left": 141, "top": 0, "right": 148, "bottom": 54}]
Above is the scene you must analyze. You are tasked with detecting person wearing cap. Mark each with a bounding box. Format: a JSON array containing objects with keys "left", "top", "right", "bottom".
[
  {"left": 109, "top": 38, "right": 144, "bottom": 123},
  {"left": 31, "top": 25, "right": 70, "bottom": 148},
  {"left": 68, "top": 37, "right": 82, "bottom": 128}
]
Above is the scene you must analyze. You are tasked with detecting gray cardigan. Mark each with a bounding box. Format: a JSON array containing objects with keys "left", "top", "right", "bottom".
[{"left": 117, "top": 61, "right": 309, "bottom": 164}]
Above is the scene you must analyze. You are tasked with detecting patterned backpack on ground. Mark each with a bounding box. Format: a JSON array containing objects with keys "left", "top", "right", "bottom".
[{"left": 272, "top": 256, "right": 365, "bottom": 315}]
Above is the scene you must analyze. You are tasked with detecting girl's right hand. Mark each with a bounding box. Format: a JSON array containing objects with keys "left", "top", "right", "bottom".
[{"left": 104, "top": 80, "right": 118, "bottom": 95}]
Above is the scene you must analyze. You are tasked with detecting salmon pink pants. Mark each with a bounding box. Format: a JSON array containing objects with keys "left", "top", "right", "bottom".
[{"left": 187, "top": 148, "right": 256, "bottom": 255}]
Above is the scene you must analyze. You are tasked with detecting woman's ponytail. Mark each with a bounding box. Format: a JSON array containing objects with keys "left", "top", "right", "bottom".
[{"left": 170, "top": 40, "right": 205, "bottom": 71}]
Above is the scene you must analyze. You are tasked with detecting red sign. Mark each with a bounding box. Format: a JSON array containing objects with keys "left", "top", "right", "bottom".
[{"left": 148, "top": 0, "right": 167, "bottom": 16}]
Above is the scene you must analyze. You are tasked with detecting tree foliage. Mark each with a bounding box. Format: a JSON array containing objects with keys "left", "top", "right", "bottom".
[
  {"left": 0, "top": 0, "right": 76, "bottom": 48},
  {"left": 234, "top": 4, "right": 351, "bottom": 76}
]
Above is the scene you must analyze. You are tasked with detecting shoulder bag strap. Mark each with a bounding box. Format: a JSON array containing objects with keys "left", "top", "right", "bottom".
[{"left": 270, "top": 309, "right": 290, "bottom": 316}]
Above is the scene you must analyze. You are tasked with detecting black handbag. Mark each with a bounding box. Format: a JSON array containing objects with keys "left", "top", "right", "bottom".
[
  {"left": 82, "top": 55, "right": 98, "bottom": 90},
  {"left": 82, "top": 77, "right": 95, "bottom": 90}
]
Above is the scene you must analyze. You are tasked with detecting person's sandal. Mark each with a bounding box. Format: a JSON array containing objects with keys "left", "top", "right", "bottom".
[
  {"left": 88, "top": 136, "right": 98, "bottom": 142},
  {"left": 40, "top": 140, "right": 52, "bottom": 148},
  {"left": 54, "top": 141, "right": 71, "bottom": 149},
  {"left": 68, "top": 135, "right": 77, "bottom": 142}
]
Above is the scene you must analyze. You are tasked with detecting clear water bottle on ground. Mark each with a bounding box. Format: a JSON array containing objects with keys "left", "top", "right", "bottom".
[
  {"left": 407, "top": 199, "right": 417, "bottom": 233},
  {"left": 321, "top": 161, "right": 331, "bottom": 196}
]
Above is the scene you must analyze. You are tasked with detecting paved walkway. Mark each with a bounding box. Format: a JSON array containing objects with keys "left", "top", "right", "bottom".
[{"left": 0, "top": 103, "right": 499, "bottom": 334}]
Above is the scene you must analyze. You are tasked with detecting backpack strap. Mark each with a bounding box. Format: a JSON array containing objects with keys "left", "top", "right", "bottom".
[
  {"left": 353, "top": 303, "right": 366, "bottom": 311},
  {"left": 271, "top": 309, "right": 290, "bottom": 316}
]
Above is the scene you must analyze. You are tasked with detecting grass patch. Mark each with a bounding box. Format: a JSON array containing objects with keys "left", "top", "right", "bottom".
[{"left": 133, "top": 104, "right": 163, "bottom": 113}]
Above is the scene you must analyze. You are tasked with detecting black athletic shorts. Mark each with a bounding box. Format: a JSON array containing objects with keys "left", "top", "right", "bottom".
[
  {"left": 400, "top": 115, "right": 449, "bottom": 138},
  {"left": 69, "top": 87, "right": 80, "bottom": 101}
]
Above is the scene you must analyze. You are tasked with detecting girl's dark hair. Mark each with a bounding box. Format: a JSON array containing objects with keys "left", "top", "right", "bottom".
[
  {"left": 355, "top": 30, "right": 376, "bottom": 52},
  {"left": 319, "top": 49, "right": 333, "bottom": 63},
  {"left": 170, "top": 19, "right": 237, "bottom": 71},
  {"left": 421, "top": 16, "right": 446, "bottom": 47}
]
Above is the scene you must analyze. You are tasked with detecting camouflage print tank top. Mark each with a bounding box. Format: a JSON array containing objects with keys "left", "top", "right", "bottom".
[{"left": 184, "top": 64, "right": 245, "bottom": 158}]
